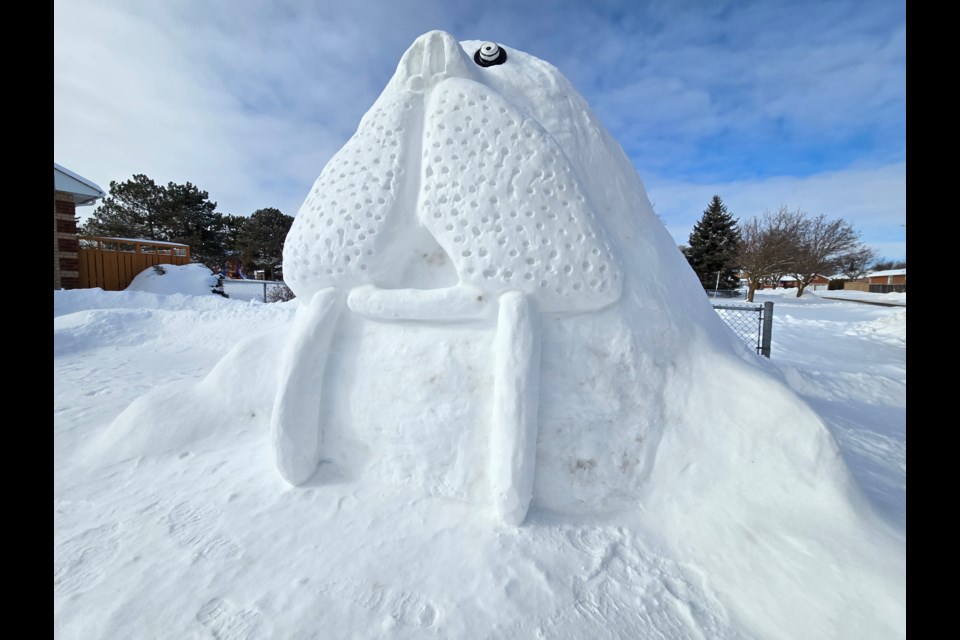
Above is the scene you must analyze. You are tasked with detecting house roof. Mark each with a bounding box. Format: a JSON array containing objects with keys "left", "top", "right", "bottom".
[
  {"left": 778, "top": 274, "right": 830, "bottom": 282},
  {"left": 54, "top": 163, "right": 105, "bottom": 206},
  {"left": 868, "top": 269, "right": 906, "bottom": 277}
]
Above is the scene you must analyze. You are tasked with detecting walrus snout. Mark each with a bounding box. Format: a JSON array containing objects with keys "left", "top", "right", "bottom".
[{"left": 396, "top": 30, "right": 477, "bottom": 91}]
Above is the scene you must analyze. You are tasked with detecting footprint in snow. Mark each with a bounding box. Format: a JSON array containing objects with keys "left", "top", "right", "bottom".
[
  {"left": 323, "top": 579, "right": 439, "bottom": 628},
  {"left": 197, "top": 597, "right": 267, "bottom": 640},
  {"left": 54, "top": 523, "right": 120, "bottom": 599},
  {"left": 162, "top": 501, "right": 243, "bottom": 562}
]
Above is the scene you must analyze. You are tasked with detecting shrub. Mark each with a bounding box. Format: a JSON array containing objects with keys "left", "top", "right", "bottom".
[
  {"left": 266, "top": 283, "right": 296, "bottom": 303},
  {"left": 211, "top": 273, "right": 228, "bottom": 297}
]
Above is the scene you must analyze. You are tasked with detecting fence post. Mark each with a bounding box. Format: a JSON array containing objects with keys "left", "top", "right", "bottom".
[
  {"left": 263, "top": 282, "right": 268, "bottom": 303},
  {"left": 760, "top": 301, "right": 774, "bottom": 358}
]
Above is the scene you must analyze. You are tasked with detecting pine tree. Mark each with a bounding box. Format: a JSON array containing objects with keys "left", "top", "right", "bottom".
[
  {"left": 237, "top": 208, "right": 294, "bottom": 279},
  {"left": 158, "top": 180, "right": 223, "bottom": 265},
  {"left": 219, "top": 214, "right": 248, "bottom": 265},
  {"left": 81, "top": 174, "right": 225, "bottom": 265},
  {"left": 686, "top": 195, "right": 742, "bottom": 292},
  {"left": 81, "top": 174, "right": 165, "bottom": 240}
]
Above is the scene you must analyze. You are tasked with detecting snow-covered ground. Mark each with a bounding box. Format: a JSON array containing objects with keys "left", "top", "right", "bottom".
[
  {"left": 53, "top": 275, "right": 905, "bottom": 639},
  {"left": 751, "top": 287, "right": 905, "bottom": 530}
]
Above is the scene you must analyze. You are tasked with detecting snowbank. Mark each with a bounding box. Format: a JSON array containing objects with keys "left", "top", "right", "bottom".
[{"left": 126, "top": 263, "right": 220, "bottom": 297}]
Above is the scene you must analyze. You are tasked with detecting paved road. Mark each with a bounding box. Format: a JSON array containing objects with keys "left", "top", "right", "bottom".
[{"left": 818, "top": 296, "right": 906, "bottom": 308}]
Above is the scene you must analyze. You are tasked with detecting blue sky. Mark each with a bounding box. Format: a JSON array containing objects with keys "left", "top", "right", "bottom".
[{"left": 54, "top": 0, "right": 906, "bottom": 260}]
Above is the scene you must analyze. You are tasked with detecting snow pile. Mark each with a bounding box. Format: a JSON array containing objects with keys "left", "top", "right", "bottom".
[
  {"left": 60, "top": 31, "right": 904, "bottom": 639},
  {"left": 125, "top": 263, "right": 219, "bottom": 297},
  {"left": 847, "top": 308, "right": 906, "bottom": 342},
  {"left": 55, "top": 286, "right": 232, "bottom": 318}
]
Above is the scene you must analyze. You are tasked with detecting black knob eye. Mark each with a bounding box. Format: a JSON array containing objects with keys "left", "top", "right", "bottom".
[{"left": 474, "top": 41, "right": 507, "bottom": 67}]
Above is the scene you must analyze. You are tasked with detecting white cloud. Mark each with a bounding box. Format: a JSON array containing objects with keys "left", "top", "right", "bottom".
[
  {"left": 54, "top": 0, "right": 437, "bottom": 221},
  {"left": 570, "top": 4, "right": 905, "bottom": 175},
  {"left": 54, "top": 0, "right": 905, "bottom": 268}
]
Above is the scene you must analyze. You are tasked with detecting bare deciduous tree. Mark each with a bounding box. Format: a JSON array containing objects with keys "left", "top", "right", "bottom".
[
  {"left": 791, "top": 213, "right": 862, "bottom": 297},
  {"left": 870, "top": 258, "right": 906, "bottom": 271},
  {"left": 737, "top": 206, "right": 804, "bottom": 302},
  {"left": 837, "top": 246, "right": 877, "bottom": 282}
]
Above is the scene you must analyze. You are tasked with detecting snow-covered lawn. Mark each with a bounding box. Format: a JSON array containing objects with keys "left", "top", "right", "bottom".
[
  {"left": 53, "top": 280, "right": 904, "bottom": 639},
  {"left": 753, "top": 288, "right": 905, "bottom": 529}
]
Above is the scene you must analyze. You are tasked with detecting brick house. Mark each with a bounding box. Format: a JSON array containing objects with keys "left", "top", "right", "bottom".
[
  {"left": 54, "top": 163, "right": 105, "bottom": 289},
  {"left": 864, "top": 269, "right": 906, "bottom": 286},
  {"left": 842, "top": 268, "right": 906, "bottom": 293},
  {"left": 778, "top": 274, "right": 831, "bottom": 289}
]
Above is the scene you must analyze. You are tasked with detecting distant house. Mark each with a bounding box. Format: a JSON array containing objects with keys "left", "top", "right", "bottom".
[
  {"left": 778, "top": 275, "right": 830, "bottom": 290},
  {"left": 54, "top": 163, "right": 105, "bottom": 289},
  {"left": 864, "top": 269, "right": 906, "bottom": 286},
  {"left": 735, "top": 270, "right": 829, "bottom": 291},
  {"left": 844, "top": 268, "right": 906, "bottom": 293}
]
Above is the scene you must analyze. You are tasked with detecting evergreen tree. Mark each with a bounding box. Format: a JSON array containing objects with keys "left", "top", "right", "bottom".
[
  {"left": 158, "top": 180, "right": 223, "bottom": 265},
  {"left": 81, "top": 174, "right": 165, "bottom": 240},
  {"left": 81, "top": 174, "right": 225, "bottom": 265},
  {"left": 219, "top": 214, "right": 248, "bottom": 266},
  {"left": 237, "top": 208, "right": 294, "bottom": 279},
  {"left": 686, "top": 195, "right": 741, "bottom": 292}
]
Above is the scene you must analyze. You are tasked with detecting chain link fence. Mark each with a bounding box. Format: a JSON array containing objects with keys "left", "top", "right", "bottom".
[
  {"left": 221, "top": 279, "right": 294, "bottom": 303},
  {"left": 713, "top": 301, "right": 774, "bottom": 357}
]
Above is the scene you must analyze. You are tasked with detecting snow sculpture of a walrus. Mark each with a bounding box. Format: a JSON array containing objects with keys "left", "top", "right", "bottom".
[
  {"left": 273, "top": 31, "right": 872, "bottom": 540},
  {"left": 90, "top": 31, "right": 902, "bottom": 636},
  {"left": 275, "top": 31, "right": 630, "bottom": 525}
]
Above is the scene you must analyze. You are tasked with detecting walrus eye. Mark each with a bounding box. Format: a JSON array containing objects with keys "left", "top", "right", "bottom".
[{"left": 474, "top": 42, "right": 507, "bottom": 67}]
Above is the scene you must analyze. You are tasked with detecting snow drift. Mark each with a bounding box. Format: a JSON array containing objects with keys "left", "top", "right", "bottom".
[{"left": 126, "top": 262, "right": 220, "bottom": 297}]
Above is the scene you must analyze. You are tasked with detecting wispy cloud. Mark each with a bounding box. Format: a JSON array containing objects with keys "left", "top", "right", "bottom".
[{"left": 55, "top": 0, "right": 904, "bottom": 260}]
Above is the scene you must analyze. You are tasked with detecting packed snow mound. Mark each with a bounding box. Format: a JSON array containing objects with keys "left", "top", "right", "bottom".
[
  {"left": 847, "top": 308, "right": 906, "bottom": 342},
  {"left": 84, "top": 31, "right": 904, "bottom": 638},
  {"left": 126, "top": 263, "right": 219, "bottom": 297}
]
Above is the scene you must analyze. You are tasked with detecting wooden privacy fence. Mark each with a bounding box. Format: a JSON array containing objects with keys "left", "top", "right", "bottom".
[
  {"left": 843, "top": 282, "right": 871, "bottom": 292},
  {"left": 78, "top": 236, "right": 191, "bottom": 291}
]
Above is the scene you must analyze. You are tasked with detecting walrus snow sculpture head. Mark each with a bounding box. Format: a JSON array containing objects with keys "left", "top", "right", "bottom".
[
  {"left": 274, "top": 31, "right": 739, "bottom": 523},
  {"left": 283, "top": 30, "right": 623, "bottom": 311}
]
